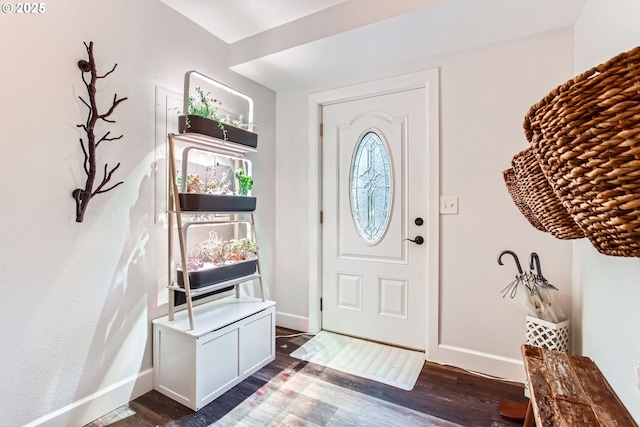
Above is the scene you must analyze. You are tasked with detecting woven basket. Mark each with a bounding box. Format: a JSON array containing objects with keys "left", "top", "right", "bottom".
[
  {"left": 503, "top": 168, "right": 546, "bottom": 232},
  {"left": 524, "top": 45, "right": 640, "bottom": 256},
  {"left": 511, "top": 148, "right": 585, "bottom": 240}
]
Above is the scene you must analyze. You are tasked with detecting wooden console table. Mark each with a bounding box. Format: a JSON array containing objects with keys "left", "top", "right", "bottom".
[{"left": 522, "top": 344, "right": 637, "bottom": 426}]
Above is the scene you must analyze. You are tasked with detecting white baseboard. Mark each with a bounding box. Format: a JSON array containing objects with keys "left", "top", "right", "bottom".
[
  {"left": 276, "top": 311, "right": 310, "bottom": 332},
  {"left": 24, "top": 368, "right": 154, "bottom": 427},
  {"left": 433, "top": 344, "right": 526, "bottom": 383}
]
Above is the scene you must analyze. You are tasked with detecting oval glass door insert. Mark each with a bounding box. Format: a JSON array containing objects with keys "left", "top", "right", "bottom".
[{"left": 350, "top": 130, "right": 393, "bottom": 244}]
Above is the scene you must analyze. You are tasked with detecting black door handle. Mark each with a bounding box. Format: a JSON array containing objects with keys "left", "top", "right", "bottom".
[{"left": 404, "top": 236, "right": 424, "bottom": 245}]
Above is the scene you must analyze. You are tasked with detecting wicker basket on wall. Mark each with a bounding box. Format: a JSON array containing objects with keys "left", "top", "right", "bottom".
[
  {"left": 511, "top": 148, "right": 585, "bottom": 240},
  {"left": 523, "top": 45, "right": 640, "bottom": 256},
  {"left": 502, "top": 167, "right": 547, "bottom": 232}
]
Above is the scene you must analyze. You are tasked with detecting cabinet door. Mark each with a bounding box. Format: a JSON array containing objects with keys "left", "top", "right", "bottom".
[
  {"left": 199, "top": 328, "right": 240, "bottom": 404},
  {"left": 155, "top": 327, "right": 197, "bottom": 404},
  {"left": 239, "top": 310, "right": 274, "bottom": 375}
]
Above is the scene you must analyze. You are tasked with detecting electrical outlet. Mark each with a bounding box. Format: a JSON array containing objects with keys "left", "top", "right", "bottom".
[{"left": 440, "top": 196, "right": 459, "bottom": 215}]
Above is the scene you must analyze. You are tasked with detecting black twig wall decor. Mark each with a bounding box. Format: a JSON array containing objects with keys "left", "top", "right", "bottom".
[{"left": 73, "top": 41, "right": 128, "bottom": 222}]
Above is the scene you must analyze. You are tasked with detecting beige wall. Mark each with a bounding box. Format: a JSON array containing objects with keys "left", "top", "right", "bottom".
[{"left": 573, "top": 0, "right": 640, "bottom": 421}]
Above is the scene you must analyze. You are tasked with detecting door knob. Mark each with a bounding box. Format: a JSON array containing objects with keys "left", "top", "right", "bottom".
[
  {"left": 415, "top": 217, "right": 424, "bottom": 226},
  {"left": 404, "top": 236, "right": 424, "bottom": 245}
]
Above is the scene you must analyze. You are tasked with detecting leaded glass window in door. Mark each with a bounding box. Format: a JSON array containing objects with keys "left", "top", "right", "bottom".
[{"left": 349, "top": 130, "right": 392, "bottom": 244}]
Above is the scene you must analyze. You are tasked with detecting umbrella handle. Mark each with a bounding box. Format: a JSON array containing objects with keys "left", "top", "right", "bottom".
[
  {"left": 529, "top": 252, "right": 559, "bottom": 290},
  {"left": 529, "top": 252, "right": 542, "bottom": 276},
  {"left": 498, "top": 250, "right": 523, "bottom": 275}
]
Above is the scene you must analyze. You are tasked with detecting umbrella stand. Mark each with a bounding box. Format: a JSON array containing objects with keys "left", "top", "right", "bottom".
[
  {"left": 497, "top": 250, "right": 571, "bottom": 422},
  {"left": 497, "top": 250, "right": 530, "bottom": 423}
]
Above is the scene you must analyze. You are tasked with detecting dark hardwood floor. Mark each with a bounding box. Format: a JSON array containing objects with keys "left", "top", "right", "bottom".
[{"left": 86, "top": 327, "right": 528, "bottom": 426}]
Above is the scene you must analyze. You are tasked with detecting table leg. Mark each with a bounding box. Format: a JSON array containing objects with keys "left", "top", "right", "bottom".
[{"left": 523, "top": 401, "right": 535, "bottom": 427}]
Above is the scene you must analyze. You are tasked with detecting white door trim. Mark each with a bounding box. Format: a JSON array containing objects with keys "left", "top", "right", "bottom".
[{"left": 306, "top": 69, "right": 441, "bottom": 359}]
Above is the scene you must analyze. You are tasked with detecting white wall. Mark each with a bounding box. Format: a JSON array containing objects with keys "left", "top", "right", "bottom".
[
  {"left": 573, "top": 0, "right": 640, "bottom": 421},
  {"left": 0, "top": 1, "right": 275, "bottom": 426},
  {"left": 275, "top": 29, "right": 575, "bottom": 380}
]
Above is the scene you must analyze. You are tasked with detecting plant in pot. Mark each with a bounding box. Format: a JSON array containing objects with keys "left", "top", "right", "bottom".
[
  {"left": 175, "top": 173, "right": 205, "bottom": 193},
  {"left": 179, "top": 87, "right": 258, "bottom": 148},
  {"left": 176, "top": 169, "right": 232, "bottom": 194},
  {"left": 185, "top": 87, "right": 227, "bottom": 139},
  {"left": 176, "top": 167, "right": 256, "bottom": 212},
  {"left": 226, "top": 238, "right": 259, "bottom": 261},
  {"left": 235, "top": 169, "right": 253, "bottom": 196},
  {"left": 205, "top": 169, "right": 232, "bottom": 195},
  {"left": 177, "top": 231, "right": 259, "bottom": 289}
]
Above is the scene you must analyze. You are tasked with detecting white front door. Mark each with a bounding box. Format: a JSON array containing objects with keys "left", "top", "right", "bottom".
[{"left": 322, "top": 88, "right": 429, "bottom": 350}]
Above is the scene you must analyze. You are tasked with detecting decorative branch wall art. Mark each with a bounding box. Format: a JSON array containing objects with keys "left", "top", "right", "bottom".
[{"left": 73, "top": 41, "right": 128, "bottom": 222}]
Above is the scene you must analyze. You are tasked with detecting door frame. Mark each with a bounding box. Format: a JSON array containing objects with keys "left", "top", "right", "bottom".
[{"left": 306, "top": 69, "right": 441, "bottom": 359}]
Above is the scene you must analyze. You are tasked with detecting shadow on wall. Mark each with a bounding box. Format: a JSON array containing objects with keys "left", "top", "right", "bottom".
[{"left": 72, "top": 167, "right": 155, "bottom": 407}]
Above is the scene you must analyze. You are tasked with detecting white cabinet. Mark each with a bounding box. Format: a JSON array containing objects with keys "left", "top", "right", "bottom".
[{"left": 153, "top": 296, "right": 275, "bottom": 410}]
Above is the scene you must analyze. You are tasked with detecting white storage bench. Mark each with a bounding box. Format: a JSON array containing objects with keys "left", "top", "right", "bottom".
[{"left": 152, "top": 296, "right": 276, "bottom": 410}]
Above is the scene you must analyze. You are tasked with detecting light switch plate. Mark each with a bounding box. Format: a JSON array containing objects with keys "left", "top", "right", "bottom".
[{"left": 440, "top": 196, "right": 459, "bottom": 215}]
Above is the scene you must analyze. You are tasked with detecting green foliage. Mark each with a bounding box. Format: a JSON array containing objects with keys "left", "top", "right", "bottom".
[
  {"left": 183, "top": 86, "right": 256, "bottom": 136},
  {"left": 187, "top": 87, "right": 227, "bottom": 140},
  {"left": 235, "top": 169, "right": 253, "bottom": 196},
  {"left": 188, "top": 87, "right": 218, "bottom": 119}
]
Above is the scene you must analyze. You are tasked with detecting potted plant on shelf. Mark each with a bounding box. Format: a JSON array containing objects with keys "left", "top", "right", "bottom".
[
  {"left": 177, "top": 231, "right": 259, "bottom": 289},
  {"left": 178, "top": 86, "right": 258, "bottom": 148},
  {"left": 176, "top": 168, "right": 256, "bottom": 212},
  {"left": 235, "top": 169, "right": 253, "bottom": 196}
]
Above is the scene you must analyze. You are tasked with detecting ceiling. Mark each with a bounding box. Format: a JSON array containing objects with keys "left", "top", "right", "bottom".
[
  {"left": 159, "top": 0, "right": 352, "bottom": 44},
  {"left": 160, "top": 0, "right": 585, "bottom": 91}
]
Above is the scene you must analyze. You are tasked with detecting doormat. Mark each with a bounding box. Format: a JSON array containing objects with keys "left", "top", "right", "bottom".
[{"left": 290, "top": 330, "right": 425, "bottom": 391}]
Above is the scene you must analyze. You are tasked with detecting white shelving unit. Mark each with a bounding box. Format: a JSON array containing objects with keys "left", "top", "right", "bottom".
[
  {"left": 153, "top": 73, "right": 274, "bottom": 411},
  {"left": 167, "top": 131, "right": 265, "bottom": 331}
]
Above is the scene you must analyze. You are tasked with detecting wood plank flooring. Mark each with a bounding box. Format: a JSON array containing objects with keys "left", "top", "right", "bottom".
[{"left": 86, "top": 327, "right": 528, "bottom": 427}]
